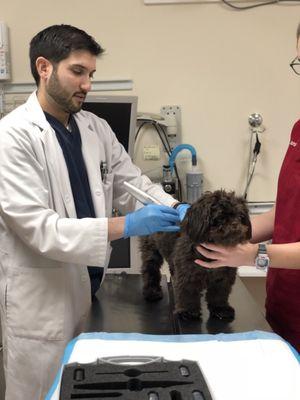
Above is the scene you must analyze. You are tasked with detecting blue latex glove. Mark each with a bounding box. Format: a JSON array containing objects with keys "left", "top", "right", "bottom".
[
  {"left": 124, "top": 204, "right": 180, "bottom": 237},
  {"left": 177, "top": 203, "right": 191, "bottom": 221}
]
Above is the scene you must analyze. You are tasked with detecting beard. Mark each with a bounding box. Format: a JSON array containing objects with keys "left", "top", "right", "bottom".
[{"left": 46, "top": 68, "right": 85, "bottom": 114}]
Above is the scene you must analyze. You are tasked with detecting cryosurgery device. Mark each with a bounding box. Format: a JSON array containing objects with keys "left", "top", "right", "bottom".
[
  {"left": 168, "top": 144, "right": 203, "bottom": 204},
  {"left": 124, "top": 181, "right": 163, "bottom": 206}
]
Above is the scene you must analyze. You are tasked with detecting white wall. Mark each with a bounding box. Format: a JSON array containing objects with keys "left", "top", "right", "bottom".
[{"left": 2, "top": 0, "right": 300, "bottom": 201}]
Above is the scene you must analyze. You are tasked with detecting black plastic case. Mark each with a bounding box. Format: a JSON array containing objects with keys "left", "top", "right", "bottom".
[{"left": 59, "top": 355, "right": 213, "bottom": 400}]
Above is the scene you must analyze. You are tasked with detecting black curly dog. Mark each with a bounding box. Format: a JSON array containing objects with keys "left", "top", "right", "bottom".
[{"left": 140, "top": 190, "right": 251, "bottom": 321}]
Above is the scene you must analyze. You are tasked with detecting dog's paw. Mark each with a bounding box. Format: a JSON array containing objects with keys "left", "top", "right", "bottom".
[
  {"left": 143, "top": 286, "right": 163, "bottom": 302},
  {"left": 209, "top": 305, "right": 235, "bottom": 321},
  {"left": 175, "top": 309, "right": 201, "bottom": 320}
]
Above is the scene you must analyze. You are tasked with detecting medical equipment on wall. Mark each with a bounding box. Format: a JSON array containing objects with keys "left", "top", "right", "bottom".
[
  {"left": 168, "top": 144, "right": 203, "bottom": 204},
  {"left": 135, "top": 109, "right": 202, "bottom": 203},
  {"left": 135, "top": 113, "right": 184, "bottom": 200},
  {"left": 137, "top": 106, "right": 181, "bottom": 151},
  {"left": 243, "top": 113, "right": 265, "bottom": 199},
  {"left": 162, "top": 164, "right": 176, "bottom": 196},
  {"left": 0, "top": 22, "right": 10, "bottom": 81}
]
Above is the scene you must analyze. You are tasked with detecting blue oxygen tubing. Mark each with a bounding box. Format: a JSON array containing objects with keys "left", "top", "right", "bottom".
[{"left": 168, "top": 144, "right": 197, "bottom": 173}]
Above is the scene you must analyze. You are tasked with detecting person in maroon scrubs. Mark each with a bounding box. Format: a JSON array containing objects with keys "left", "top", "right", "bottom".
[{"left": 194, "top": 24, "right": 300, "bottom": 353}]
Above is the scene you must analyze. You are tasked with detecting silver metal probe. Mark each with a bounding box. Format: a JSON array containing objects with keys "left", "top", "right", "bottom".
[{"left": 124, "top": 181, "right": 163, "bottom": 205}]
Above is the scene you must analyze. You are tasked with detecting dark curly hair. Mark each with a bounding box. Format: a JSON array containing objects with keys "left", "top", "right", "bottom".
[{"left": 29, "top": 24, "right": 104, "bottom": 85}]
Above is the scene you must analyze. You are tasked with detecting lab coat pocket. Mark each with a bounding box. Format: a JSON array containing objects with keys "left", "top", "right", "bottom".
[
  {"left": 102, "top": 172, "right": 114, "bottom": 217},
  {"left": 6, "top": 267, "right": 65, "bottom": 340}
]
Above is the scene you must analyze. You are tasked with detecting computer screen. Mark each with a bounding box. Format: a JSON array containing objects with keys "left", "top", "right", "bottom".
[
  {"left": 83, "top": 95, "right": 137, "bottom": 157},
  {"left": 82, "top": 95, "right": 138, "bottom": 269}
]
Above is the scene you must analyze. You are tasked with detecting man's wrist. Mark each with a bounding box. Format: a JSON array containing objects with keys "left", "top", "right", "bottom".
[{"left": 108, "top": 216, "right": 126, "bottom": 241}]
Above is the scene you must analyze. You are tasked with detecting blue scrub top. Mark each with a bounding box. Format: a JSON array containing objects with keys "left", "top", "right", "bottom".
[{"left": 45, "top": 112, "right": 103, "bottom": 295}]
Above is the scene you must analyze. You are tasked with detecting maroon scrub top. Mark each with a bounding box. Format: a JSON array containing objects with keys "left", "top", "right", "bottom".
[{"left": 266, "top": 120, "right": 300, "bottom": 352}]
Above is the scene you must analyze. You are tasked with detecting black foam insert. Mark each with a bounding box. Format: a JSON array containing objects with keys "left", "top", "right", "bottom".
[{"left": 59, "top": 356, "right": 213, "bottom": 400}]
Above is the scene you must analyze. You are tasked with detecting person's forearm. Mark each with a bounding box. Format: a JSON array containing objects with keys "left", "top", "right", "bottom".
[
  {"left": 239, "top": 241, "right": 300, "bottom": 269},
  {"left": 108, "top": 216, "right": 125, "bottom": 241},
  {"left": 266, "top": 242, "right": 300, "bottom": 269},
  {"left": 250, "top": 206, "right": 275, "bottom": 243}
]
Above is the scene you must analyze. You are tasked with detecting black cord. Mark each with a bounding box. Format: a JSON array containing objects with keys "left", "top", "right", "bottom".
[
  {"left": 253, "top": 133, "right": 261, "bottom": 155},
  {"left": 152, "top": 123, "right": 172, "bottom": 156},
  {"left": 155, "top": 123, "right": 172, "bottom": 154},
  {"left": 243, "top": 153, "right": 259, "bottom": 199},
  {"left": 157, "top": 124, "right": 183, "bottom": 201},
  {"left": 135, "top": 121, "right": 148, "bottom": 142},
  {"left": 221, "top": 0, "right": 277, "bottom": 10},
  {"left": 136, "top": 120, "right": 171, "bottom": 155},
  {"left": 243, "top": 134, "right": 262, "bottom": 199},
  {"left": 221, "top": 0, "right": 292, "bottom": 11},
  {"left": 173, "top": 164, "right": 183, "bottom": 201},
  {"left": 135, "top": 120, "right": 183, "bottom": 201}
]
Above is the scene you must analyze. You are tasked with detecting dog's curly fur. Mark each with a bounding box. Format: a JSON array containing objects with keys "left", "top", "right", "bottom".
[{"left": 139, "top": 190, "right": 251, "bottom": 321}]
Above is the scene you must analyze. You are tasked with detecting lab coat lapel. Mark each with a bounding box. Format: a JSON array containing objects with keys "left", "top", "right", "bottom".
[
  {"left": 24, "top": 91, "right": 76, "bottom": 217},
  {"left": 76, "top": 116, "right": 104, "bottom": 217},
  {"left": 42, "top": 128, "right": 77, "bottom": 218}
]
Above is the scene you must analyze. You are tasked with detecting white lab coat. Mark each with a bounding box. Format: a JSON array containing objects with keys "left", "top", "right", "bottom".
[{"left": 0, "top": 92, "right": 175, "bottom": 400}]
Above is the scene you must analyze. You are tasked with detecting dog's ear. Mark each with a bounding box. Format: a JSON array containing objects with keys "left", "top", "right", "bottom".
[{"left": 181, "top": 193, "right": 212, "bottom": 243}]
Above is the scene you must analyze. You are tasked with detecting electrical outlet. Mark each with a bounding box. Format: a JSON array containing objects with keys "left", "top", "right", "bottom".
[{"left": 160, "top": 105, "right": 181, "bottom": 150}]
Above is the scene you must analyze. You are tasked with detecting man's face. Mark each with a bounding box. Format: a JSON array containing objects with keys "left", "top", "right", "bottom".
[{"left": 46, "top": 50, "right": 96, "bottom": 114}]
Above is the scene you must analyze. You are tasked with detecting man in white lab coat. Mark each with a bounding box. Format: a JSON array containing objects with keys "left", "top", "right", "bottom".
[{"left": 0, "top": 24, "right": 186, "bottom": 400}]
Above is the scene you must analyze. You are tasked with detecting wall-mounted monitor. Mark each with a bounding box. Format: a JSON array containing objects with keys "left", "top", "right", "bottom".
[
  {"left": 83, "top": 95, "right": 138, "bottom": 158},
  {"left": 82, "top": 95, "right": 138, "bottom": 270}
]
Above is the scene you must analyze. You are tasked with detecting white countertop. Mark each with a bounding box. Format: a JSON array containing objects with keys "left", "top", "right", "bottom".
[{"left": 238, "top": 265, "right": 267, "bottom": 278}]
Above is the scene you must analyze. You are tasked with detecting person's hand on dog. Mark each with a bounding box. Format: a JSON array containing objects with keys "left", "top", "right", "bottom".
[
  {"left": 124, "top": 204, "right": 180, "bottom": 237},
  {"left": 194, "top": 242, "right": 258, "bottom": 268},
  {"left": 176, "top": 203, "right": 191, "bottom": 221}
]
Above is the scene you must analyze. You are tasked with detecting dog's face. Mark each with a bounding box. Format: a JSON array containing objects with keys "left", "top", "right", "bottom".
[{"left": 182, "top": 190, "right": 251, "bottom": 246}]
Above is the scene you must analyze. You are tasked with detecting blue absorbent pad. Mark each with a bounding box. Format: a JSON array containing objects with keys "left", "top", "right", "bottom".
[{"left": 46, "top": 330, "right": 300, "bottom": 400}]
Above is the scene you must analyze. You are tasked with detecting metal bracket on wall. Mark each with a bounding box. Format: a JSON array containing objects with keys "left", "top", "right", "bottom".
[{"left": 2, "top": 79, "right": 133, "bottom": 94}]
